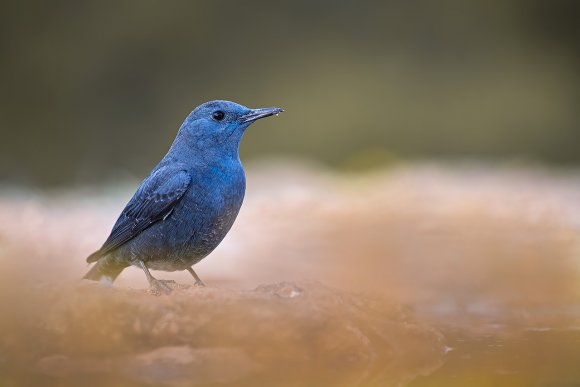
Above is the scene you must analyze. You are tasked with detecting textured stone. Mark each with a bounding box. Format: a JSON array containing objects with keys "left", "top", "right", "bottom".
[{"left": 1, "top": 281, "right": 445, "bottom": 386}]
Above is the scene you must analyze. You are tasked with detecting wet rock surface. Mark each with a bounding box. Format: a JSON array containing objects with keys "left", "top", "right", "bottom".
[{"left": 0, "top": 281, "right": 445, "bottom": 387}]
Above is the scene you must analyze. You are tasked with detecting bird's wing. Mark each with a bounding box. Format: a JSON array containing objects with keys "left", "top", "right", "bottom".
[{"left": 87, "top": 166, "right": 191, "bottom": 262}]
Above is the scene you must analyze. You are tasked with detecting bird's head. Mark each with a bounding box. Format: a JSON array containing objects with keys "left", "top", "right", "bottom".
[{"left": 177, "top": 100, "right": 283, "bottom": 151}]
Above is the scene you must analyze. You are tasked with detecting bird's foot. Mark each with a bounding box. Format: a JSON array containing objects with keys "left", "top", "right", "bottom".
[
  {"left": 186, "top": 267, "right": 206, "bottom": 287},
  {"left": 148, "top": 279, "right": 175, "bottom": 295}
]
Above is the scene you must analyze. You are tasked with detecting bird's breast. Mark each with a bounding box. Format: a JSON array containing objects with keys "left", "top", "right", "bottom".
[{"left": 177, "top": 161, "right": 246, "bottom": 255}]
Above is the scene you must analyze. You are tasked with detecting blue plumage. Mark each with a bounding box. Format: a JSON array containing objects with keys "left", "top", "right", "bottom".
[{"left": 84, "top": 100, "right": 283, "bottom": 293}]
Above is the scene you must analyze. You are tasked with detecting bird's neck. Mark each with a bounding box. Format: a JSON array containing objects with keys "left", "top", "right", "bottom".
[{"left": 163, "top": 132, "right": 242, "bottom": 168}]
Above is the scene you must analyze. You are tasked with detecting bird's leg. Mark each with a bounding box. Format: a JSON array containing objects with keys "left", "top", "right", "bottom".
[
  {"left": 187, "top": 267, "right": 206, "bottom": 287},
  {"left": 138, "top": 260, "right": 174, "bottom": 295}
]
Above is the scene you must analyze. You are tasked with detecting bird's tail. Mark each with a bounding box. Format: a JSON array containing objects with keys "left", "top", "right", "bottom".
[
  {"left": 86, "top": 250, "right": 103, "bottom": 263},
  {"left": 83, "top": 256, "right": 126, "bottom": 282}
]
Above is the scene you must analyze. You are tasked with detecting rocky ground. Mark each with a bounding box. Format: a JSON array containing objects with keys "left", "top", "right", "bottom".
[
  {"left": 0, "top": 281, "right": 444, "bottom": 386},
  {"left": 1, "top": 162, "right": 580, "bottom": 386}
]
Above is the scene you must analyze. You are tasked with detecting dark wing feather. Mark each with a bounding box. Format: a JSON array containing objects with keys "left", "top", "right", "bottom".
[{"left": 87, "top": 166, "right": 191, "bottom": 262}]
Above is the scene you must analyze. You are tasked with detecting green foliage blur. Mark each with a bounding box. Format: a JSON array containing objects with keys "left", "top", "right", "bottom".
[{"left": 1, "top": 1, "right": 579, "bottom": 185}]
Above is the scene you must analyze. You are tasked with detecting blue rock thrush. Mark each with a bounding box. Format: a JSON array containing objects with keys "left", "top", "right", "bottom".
[{"left": 83, "top": 100, "right": 283, "bottom": 294}]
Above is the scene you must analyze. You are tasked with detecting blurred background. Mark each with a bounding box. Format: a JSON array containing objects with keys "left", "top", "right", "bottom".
[
  {"left": 1, "top": 0, "right": 580, "bottom": 186},
  {"left": 2, "top": 1, "right": 580, "bottom": 386}
]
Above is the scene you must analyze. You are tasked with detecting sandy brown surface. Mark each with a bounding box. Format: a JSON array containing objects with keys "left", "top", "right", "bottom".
[
  {"left": 0, "top": 281, "right": 444, "bottom": 387},
  {"left": 1, "top": 162, "right": 580, "bottom": 386}
]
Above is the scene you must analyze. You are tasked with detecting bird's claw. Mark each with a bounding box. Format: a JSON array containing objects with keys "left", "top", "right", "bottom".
[
  {"left": 149, "top": 279, "right": 175, "bottom": 295},
  {"left": 194, "top": 280, "right": 206, "bottom": 287}
]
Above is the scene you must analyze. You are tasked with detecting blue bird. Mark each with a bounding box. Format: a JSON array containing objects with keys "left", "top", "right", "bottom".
[{"left": 84, "top": 100, "right": 283, "bottom": 294}]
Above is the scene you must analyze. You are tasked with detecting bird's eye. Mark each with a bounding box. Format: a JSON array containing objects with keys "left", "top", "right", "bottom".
[{"left": 212, "top": 111, "right": 225, "bottom": 121}]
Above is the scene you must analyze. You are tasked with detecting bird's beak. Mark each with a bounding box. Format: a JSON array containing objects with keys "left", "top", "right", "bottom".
[{"left": 241, "top": 107, "right": 284, "bottom": 123}]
